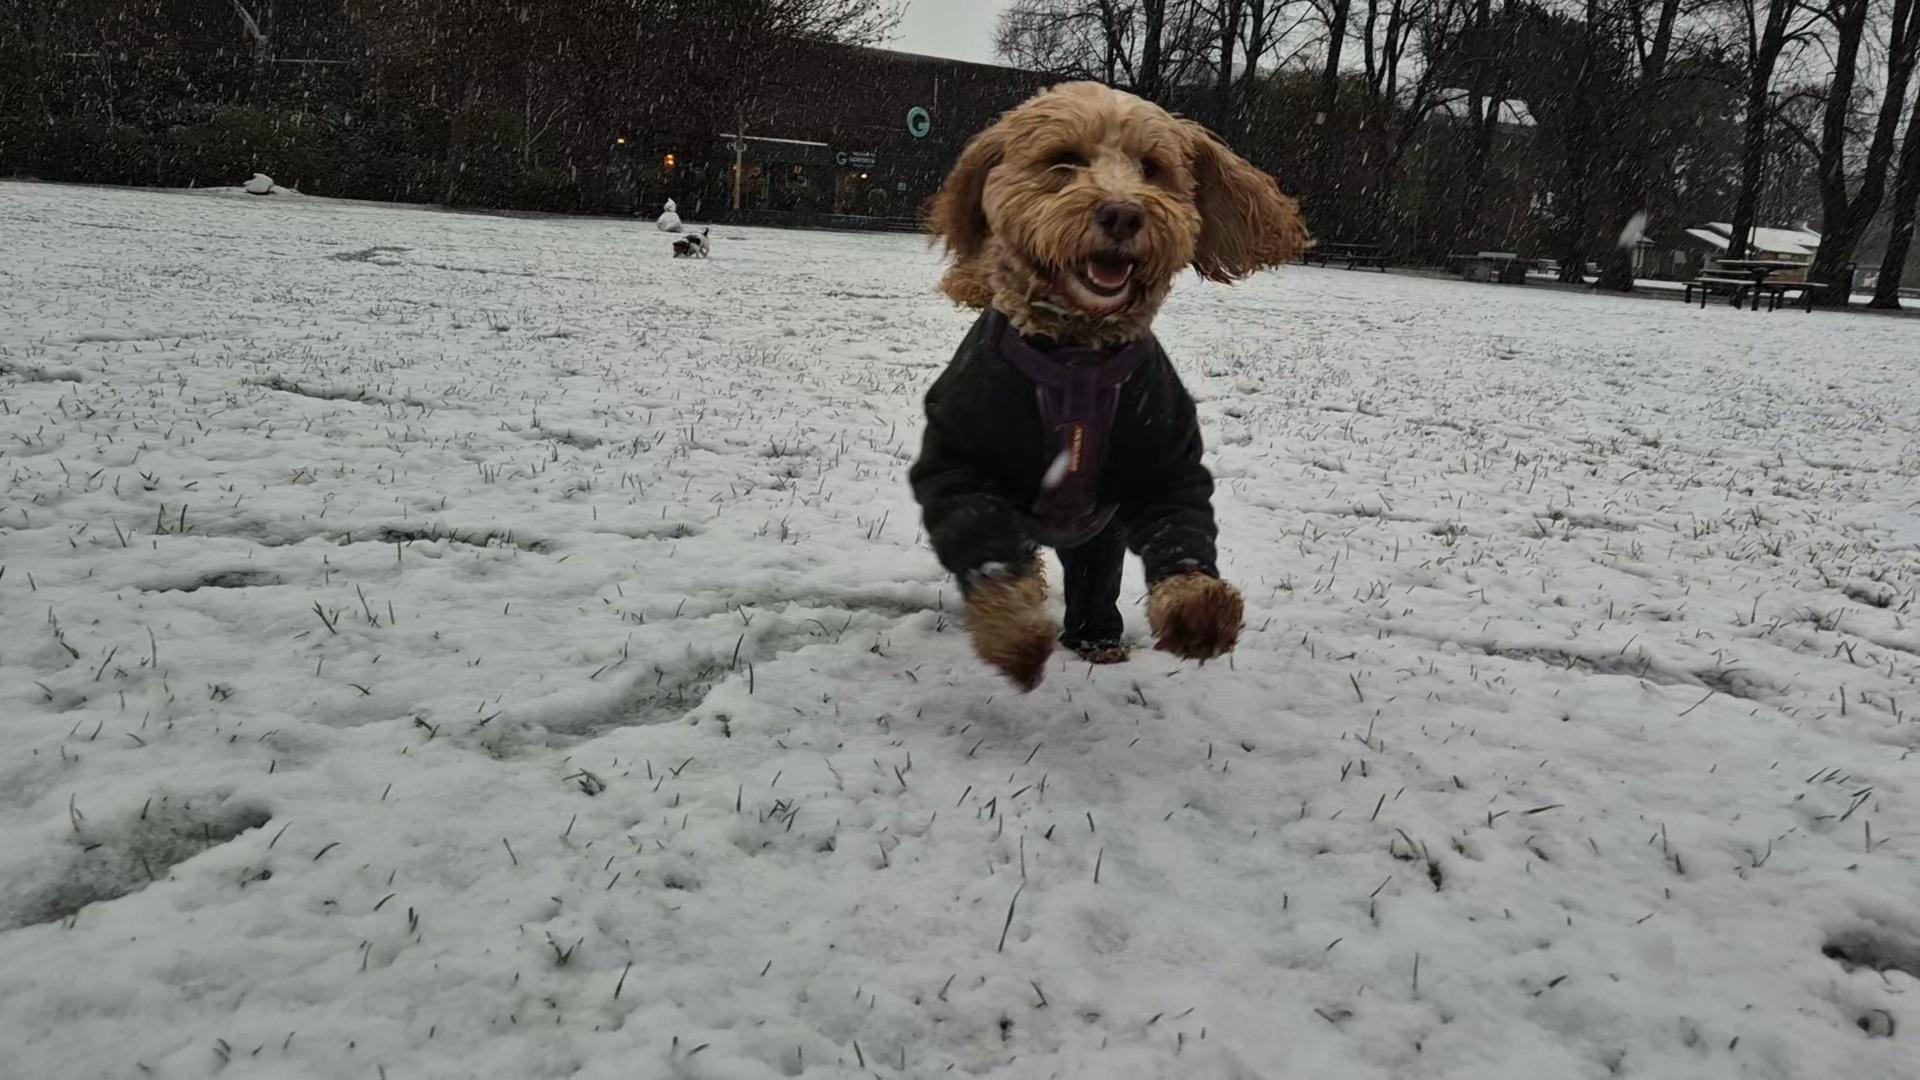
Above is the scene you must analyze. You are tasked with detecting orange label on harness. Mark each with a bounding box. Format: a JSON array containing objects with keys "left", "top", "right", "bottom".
[{"left": 1064, "top": 422, "right": 1085, "bottom": 474}]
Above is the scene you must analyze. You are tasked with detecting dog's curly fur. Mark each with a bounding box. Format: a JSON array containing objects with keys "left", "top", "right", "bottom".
[
  {"left": 928, "top": 82, "right": 1298, "bottom": 687},
  {"left": 965, "top": 566, "right": 1057, "bottom": 690},
  {"left": 1147, "top": 574, "right": 1246, "bottom": 659},
  {"left": 928, "top": 81, "right": 1310, "bottom": 348}
]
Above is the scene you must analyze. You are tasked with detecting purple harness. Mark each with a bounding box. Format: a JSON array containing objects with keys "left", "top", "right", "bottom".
[{"left": 990, "top": 310, "right": 1153, "bottom": 549}]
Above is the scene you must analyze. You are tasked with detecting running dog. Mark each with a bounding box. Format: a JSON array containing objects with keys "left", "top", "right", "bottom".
[
  {"left": 672, "top": 226, "right": 710, "bottom": 259},
  {"left": 910, "top": 82, "right": 1309, "bottom": 689}
]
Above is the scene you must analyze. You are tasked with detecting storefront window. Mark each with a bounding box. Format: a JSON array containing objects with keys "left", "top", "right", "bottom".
[
  {"left": 833, "top": 169, "right": 904, "bottom": 217},
  {"left": 769, "top": 164, "right": 824, "bottom": 212},
  {"left": 733, "top": 161, "right": 768, "bottom": 210}
]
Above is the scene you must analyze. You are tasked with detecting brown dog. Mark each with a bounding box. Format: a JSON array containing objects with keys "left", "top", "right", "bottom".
[
  {"left": 930, "top": 82, "right": 1308, "bottom": 346},
  {"left": 911, "top": 82, "right": 1308, "bottom": 689}
]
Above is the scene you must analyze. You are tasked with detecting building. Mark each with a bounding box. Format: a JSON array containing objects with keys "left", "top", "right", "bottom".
[
  {"left": 1681, "top": 222, "right": 1822, "bottom": 261},
  {"left": 1426, "top": 91, "right": 1537, "bottom": 130},
  {"left": 686, "top": 41, "right": 1048, "bottom": 227},
  {"left": 1629, "top": 222, "right": 1822, "bottom": 281}
]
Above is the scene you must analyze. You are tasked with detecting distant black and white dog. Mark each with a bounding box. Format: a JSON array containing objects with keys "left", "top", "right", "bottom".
[{"left": 672, "top": 227, "right": 711, "bottom": 259}]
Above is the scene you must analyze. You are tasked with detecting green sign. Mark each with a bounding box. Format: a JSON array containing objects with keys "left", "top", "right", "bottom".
[{"left": 906, "top": 106, "right": 932, "bottom": 139}]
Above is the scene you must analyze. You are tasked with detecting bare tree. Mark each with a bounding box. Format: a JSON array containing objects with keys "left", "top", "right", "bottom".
[
  {"left": 995, "top": 0, "right": 1212, "bottom": 99},
  {"left": 1869, "top": 87, "right": 1920, "bottom": 306},
  {"left": 1804, "top": 0, "right": 1920, "bottom": 304},
  {"left": 1366, "top": 0, "right": 1477, "bottom": 222},
  {"left": 1245, "top": 0, "right": 1320, "bottom": 71},
  {"left": 1725, "top": 0, "right": 1821, "bottom": 257},
  {"left": 1213, "top": 0, "right": 1247, "bottom": 127},
  {"left": 1593, "top": 0, "right": 1686, "bottom": 290},
  {"left": 1142, "top": 0, "right": 1172, "bottom": 96},
  {"left": 10, "top": 0, "right": 55, "bottom": 176},
  {"left": 765, "top": 0, "right": 903, "bottom": 43},
  {"left": 997, "top": 0, "right": 1130, "bottom": 80},
  {"left": 1361, "top": 0, "right": 1431, "bottom": 102},
  {"left": 1453, "top": 0, "right": 1525, "bottom": 246},
  {"left": 1307, "top": 0, "right": 1355, "bottom": 192},
  {"left": 1533, "top": 0, "right": 1611, "bottom": 282},
  {"left": 1192, "top": 0, "right": 1319, "bottom": 137},
  {"left": 1314, "top": 0, "right": 1355, "bottom": 119}
]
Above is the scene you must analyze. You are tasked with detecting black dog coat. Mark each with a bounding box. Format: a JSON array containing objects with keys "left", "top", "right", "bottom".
[{"left": 909, "top": 309, "right": 1221, "bottom": 649}]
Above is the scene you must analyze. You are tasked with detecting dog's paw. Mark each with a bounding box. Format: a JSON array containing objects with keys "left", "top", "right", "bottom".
[
  {"left": 1147, "top": 574, "right": 1244, "bottom": 660},
  {"left": 966, "top": 568, "right": 1058, "bottom": 691},
  {"left": 1068, "top": 640, "right": 1132, "bottom": 665}
]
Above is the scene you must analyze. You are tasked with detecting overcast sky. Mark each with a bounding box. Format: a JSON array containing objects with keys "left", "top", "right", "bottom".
[{"left": 892, "top": 0, "right": 1014, "bottom": 65}]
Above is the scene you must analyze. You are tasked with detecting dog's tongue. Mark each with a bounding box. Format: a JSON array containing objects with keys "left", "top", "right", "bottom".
[{"left": 1086, "top": 258, "right": 1133, "bottom": 291}]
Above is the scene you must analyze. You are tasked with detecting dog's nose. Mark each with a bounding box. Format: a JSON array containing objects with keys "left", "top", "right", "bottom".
[{"left": 1094, "top": 201, "right": 1144, "bottom": 242}]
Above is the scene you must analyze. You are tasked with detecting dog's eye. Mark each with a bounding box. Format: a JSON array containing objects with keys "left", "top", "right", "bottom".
[
  {"left": 1047, "top": 150, "right": 1089, "bottom": 170},
  {"left": 1141, "top": 158, "right": 1163, "bottom": 181}
]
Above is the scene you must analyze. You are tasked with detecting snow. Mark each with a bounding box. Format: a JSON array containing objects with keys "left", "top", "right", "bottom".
[
  {"left": 2, "top": 179, "right": 1919, "bottom": 1079},
  {"left": 659, "top": 198, "right": 683, "bottom": 233},
  {"left": 1042, "top": 448, "right": 1073, "bottom": 491},
  {"left": 194, "top": 178, "right": 302, "bottom": 200},
  {"left": 1617, "top": 211, "right": 1650, "bottom": 249}
]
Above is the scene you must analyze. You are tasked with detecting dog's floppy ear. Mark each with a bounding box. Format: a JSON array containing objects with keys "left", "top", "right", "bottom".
[
  {"left": 1182, "top": 121, "right": 1310, "bottom": 282},
  {"left": 928, "top": 123, "right": 1007, "bottom": 263}
]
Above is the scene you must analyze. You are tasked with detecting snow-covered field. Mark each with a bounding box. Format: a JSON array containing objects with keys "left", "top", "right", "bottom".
[{"left": 3, "top": 180, "right": 1918, "bottom": 1079}]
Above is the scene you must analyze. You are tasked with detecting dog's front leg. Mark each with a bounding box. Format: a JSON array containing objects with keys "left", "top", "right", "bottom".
[
  {"left": 963, "top": 559, "right": 1057, "bottom": 691},
  {"left": 1146, "top": 571, "right": 1245, "bottom": 660},
  {"left": 1126, "top": 436, "right": 1245, "bottom": 661},
  {"left": 913, "top": 411, "right": 1061, "bottom": 690}
]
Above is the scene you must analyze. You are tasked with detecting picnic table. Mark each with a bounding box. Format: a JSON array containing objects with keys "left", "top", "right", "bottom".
[
  {"left": 1685, "top": 259, "right": 1825, "bottom": 311},
  {"left": 1449, "top": 251, "right": 1532, "bottom": 284},
  {"left": 1303, "top": 241, "right": 1390, "bottom": 272}
]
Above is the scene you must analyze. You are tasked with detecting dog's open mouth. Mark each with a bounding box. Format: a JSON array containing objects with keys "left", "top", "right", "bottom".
[
  {"left": 1059, "top": 254, "right": 1136, "bottom": 314},
  {"left": 1082, "top": 255, "right": 1134, "bottom": 295}
]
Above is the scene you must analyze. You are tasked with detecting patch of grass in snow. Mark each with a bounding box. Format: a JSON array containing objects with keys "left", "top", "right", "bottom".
[
  {"left": 1822, "top": 927, "right": 1920, "bottom": 982},
  {"left": 363, "top": 523, "right": 551, "bottom": 554},
  {"left": 140, "top": 569, "right": 285, "bottom": 593},
  {"left": 5, "top": 793, "right": 272, "bottom": 930}
]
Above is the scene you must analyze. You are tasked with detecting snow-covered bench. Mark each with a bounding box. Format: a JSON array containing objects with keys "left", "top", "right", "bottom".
[
  {"left": 1761, "top": 279, "right": 1829, "bottom": 312},
  {"left": 1450, "top": 252, "right": 1531, "bottom": 284},
  {"left": 1303, "top": 242, "right": 1389, "bottom": 272},
  {"left": 1683, "top": 274, "right": 1757, "bottom": 308}
]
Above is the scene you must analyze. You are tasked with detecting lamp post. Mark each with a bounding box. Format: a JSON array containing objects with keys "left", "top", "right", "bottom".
[{"left": 732, "top": 138, "right": 747, "bottom": 211}]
